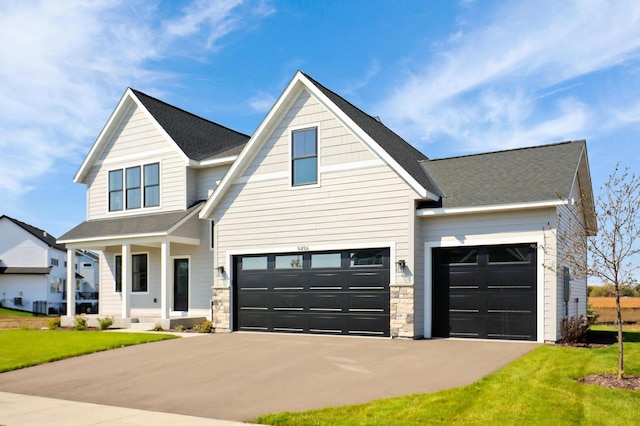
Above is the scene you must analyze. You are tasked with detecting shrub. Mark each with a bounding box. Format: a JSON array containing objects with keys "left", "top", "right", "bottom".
[
  {"left": 586, "top": 303, "right": 599, "bottom": 325},
  {"left": 97, "top": 317, "right": 113, "bottom": 330},
  {"left": 192, "top": 320, "right": 214, "bottom": 333},
  {"left": 74, "top": 316, "right": 87, "bottom": 331},
  {"left": 152, "top": 324, "right": 164, "bottom": 331},
  {"left": 175, "top": 324, "right": 186, "bottom": 331},
  {"left": 47, "top": 318, "right": 61, "bottom": 330},
  {"left": 560, "top": 315, "right": 590, "bottom": 345}
]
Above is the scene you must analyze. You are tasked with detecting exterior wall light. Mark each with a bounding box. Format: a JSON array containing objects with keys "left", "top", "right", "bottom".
[
  {"left": 395, "top": 259, "right": 406, "bottom": 273},
  {"left": 216, "top": 266, "right": 225, "bottom": 276}
]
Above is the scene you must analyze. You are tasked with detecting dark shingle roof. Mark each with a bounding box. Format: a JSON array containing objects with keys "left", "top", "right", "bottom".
[
  {"left": 421, "top": 140, "right": 586, "bottom": 208},
  {"left": 0, "top": 267, "right": 52, "bottom": 275},
  {"left": 302, "top": 73, "right": 442, "bottom": 198},
  {"left": 131, "top": 89, "right": 250, "bottom": 161},
  {"left": 58, "top": 202, "right": 204, "bottom": 242},
  {"left": 0, "top": 215, "right": 65, "bottom": 251}
]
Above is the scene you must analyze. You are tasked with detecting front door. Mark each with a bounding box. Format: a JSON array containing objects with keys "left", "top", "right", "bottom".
[{"left": 173, "top": 258, "right": 189, "bottom": 312}]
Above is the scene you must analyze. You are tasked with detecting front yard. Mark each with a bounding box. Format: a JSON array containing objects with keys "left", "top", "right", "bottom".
[{"left": 257, "top": 332, "right": 640, "bottom": 425}]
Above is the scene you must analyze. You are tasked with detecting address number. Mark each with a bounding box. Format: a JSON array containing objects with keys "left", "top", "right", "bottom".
[{"left": 297, "top": 246, "right": 309, "bottom": 252}]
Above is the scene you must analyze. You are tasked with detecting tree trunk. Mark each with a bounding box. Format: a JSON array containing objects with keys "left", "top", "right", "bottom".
[{"left": 615, "top": 288, "right": 624, "bottom": 380}]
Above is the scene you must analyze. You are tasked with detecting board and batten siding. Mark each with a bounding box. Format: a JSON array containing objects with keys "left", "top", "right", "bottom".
[
  {"left": 84, "top": 101, "right": 188, "bottom": 220},
  {"left": 211, "top": 88, "right": 420, "bottom": 335},
  {"left": 421, "top": 208, "right": 557, "bottom": 342}
]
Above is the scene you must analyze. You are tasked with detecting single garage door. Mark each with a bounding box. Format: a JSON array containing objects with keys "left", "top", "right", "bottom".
[
  {"left": 234, "top": 248, "right": 390, "bottom": 337},
  {"left": 432, "top": 243, "right": 537, "bottom": 341}
]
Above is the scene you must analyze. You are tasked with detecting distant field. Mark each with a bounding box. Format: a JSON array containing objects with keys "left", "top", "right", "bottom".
[
  {"left": 590, "top": 297, "right": 640, "bottom": 323},
  {"left": 589, "top": 297, "right": 640, "bottom": 308}
]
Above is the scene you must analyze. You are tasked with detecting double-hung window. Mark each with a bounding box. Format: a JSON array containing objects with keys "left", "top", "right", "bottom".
[
  {"left": 109, "top": 170, "right": 123, "bottom": 211},
  {"left": 114, "top": 253, "right": 148, "bottom": 293},
  {"left": 144, "top": 163, "right": 160, "bottom": 207},
  {"left": 126, "top": 166, "right": 141, "bottom": 209},
  {"left": 292, "top": 128, "right": 318, "bottom": 186}
]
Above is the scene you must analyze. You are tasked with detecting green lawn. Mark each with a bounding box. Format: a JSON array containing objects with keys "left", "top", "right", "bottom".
[
  {"left": 0, "top": 307, "right": 38, "bottom": 318},
  {"left": 256, "top": 333, "right": 640, "bottom": 425},
  {"left": 0, "top": 330, "right": 177, "bottom": 373}
]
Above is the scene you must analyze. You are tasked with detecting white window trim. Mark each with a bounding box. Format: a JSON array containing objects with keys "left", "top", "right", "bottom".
[
  {"left": 106, "top": 160, "right": 162, "bottom": 215},
  {"left": 114, "top": 251, "right": 151, "bottom": 294},
  {"left": 289, "top": 123, "right": 321, "bottom": 190}
]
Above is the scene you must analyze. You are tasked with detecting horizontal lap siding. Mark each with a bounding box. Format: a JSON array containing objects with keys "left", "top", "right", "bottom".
[
  {"left": 86, "top": 102, "right": 187, "bottom": 220},
  {"left": 216, "top": 88, "right": 416, "bottom": 287},
  {"left": 422, "top": 209, "right": 557, "bottom": 341},
  {"left": 195, "top": 166, "right": 230, "bottom": 201}
]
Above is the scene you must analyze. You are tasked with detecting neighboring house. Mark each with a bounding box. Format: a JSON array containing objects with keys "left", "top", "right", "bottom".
[
  {"left": 59, "top": 71, "right": 595, "bottom": 342},
  {"left": 0, "top": 215, "right": 68, "bottom": 314},
  {"left": 72, "top": 250, "right": 100, "bottom": 314}
]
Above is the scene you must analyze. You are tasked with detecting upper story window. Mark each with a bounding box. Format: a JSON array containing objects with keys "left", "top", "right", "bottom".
[
  {"left": 291, "top": 128, "right": 317, "bottom": 186},
  {"left": 50, "top": 258, "right": 59, "bottom": 266},
  {"left": 109, "top": 163, "right": 159, "bottom": 212}
]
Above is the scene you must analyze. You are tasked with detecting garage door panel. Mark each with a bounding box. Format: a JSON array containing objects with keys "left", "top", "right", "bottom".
[
  {"left": 348, "top": 293, "right": 389, "bottom": 313},
  {"left": 433, "top": 244, "right": 537, "bottom": 341},
  {"left": 234, "top": 249, "right": 390, "bottom": 336}
]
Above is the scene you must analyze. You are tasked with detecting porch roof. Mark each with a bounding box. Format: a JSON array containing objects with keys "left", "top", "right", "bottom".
[
  {"left": 0, "top": 267, "right": 52, "bottom": 275},
  {"left": 58, "top": 202, "right": 204, "bottom": 245}
]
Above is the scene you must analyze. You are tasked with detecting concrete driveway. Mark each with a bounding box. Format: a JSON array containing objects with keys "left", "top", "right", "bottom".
[{"left": 0, "top": 333, "right": 537, "bottom": 422}]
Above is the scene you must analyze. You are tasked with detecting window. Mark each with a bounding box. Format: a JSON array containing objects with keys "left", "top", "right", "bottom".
[
  {"left": 311, "top": 253, "right": 341, "bottom": 268},
  {"left": 350, "top": 249, "right": 384, "bottom": 267},
  {"left": 50, "top": 258, "right": 59, "bottom": 266},
  {"left": 115, "top": 255, "right": 122, "bottom": 293},
  {"left": 126, "top": 166, "right": 141, "bottom": 209},
  {"left": 241, "top": 256, "right": 268, "bottom": 270},
  {"left": 132, "top": 254, "right": 148, "bottom": 292},
  {"left": 109, "top": 170, "right": 123, "bottom": 211},
  {"left": 83, "top": 263, "right": 92, "bottom": 268},
  {"left": 144, "top": 163, "right": 159, "bottom": 207},
  {"left": 275, "top": 254, "right": 303, "bottom": 269},
  {"left": 109, "top": 163, "right": 159, "bottom": 212},
  {"left": 488, "top": 245, "right": 531, "bottom": 263},
  {"left": 210, "top": 221, "right": 215, "bottom": 250},
  {"left": 292, "top": 128, "right": 317, "bottom": 186},
  {"left": 115, "top": 253, "right": 148, "bottom": 292}
]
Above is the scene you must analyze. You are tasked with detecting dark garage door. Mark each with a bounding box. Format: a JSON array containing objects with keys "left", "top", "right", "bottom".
[
  {"left": 432, "top": 244, "right": 537, "bottom": 341},
  {"left": 234, "top": 248, "right": 390, "bottom": 337}
]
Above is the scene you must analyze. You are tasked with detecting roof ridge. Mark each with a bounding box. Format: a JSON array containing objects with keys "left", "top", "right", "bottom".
[
  {"left": 301, "top": 72, "right": 429, "bottom": 161},
  {"left": 129, "top": 88, "right": 251, "bottom": 139},
  {"left": 425, "top": 140, "right": 584, "bottom": 162}
]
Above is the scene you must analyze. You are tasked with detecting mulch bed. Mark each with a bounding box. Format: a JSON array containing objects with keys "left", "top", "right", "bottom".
[{"left": 579, "top": 374, "right": 640, "bottom": 390}]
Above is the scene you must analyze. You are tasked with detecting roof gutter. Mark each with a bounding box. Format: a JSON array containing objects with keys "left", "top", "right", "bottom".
[
  {"left": 416, "top": 199, "right": 568, "bottom": 217},
  {"left": 190, "top": 155, "right": 238, "bottom": 168}
]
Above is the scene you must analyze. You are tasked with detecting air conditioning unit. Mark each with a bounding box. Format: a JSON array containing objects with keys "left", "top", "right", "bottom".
[{"left": 14, "top": 297, "right": 22, "bottom": 306}]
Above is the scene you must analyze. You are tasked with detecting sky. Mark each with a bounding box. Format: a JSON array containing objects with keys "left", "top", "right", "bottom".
[{"left": 1, "top": 0, "right": 640, "bottom": 239}]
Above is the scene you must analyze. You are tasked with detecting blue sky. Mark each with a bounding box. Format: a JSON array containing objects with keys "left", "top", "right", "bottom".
[{"left": 1, "top": 0, "right": 640, "bottom": 238}]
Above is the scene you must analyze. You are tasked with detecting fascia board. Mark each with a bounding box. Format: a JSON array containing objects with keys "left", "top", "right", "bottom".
[
  {"left": 190, "top": 156, "right": 238, "bottom": 168},
  {"left": 416, "top": 199, "right": 567, "bottom": 217},
  {"left": 58, "top": 232, "right": 168, "bottom": 246},
  {"left": 298, "top": 73, "right": 437, "bottom": 201},
  {"left": 199, "top": 73, "right": 305, "bottom": 219}
]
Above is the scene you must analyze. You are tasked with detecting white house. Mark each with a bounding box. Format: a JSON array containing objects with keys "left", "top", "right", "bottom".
[
  {"left": 59, "top": 71, "right": 595, "bottom": 341},
  {"left": 0, "top": 215, "right": 68, "bottom": 314}
]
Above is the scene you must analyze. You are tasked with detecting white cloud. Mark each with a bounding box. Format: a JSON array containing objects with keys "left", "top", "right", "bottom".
[
  {"left": 378, "top": 0, "right": 640, "bottom": 153},
  {"left": 248, "top": 92, "right": 276, "bottom": 113},
  {"left": 0, "top": 0, "right": 271, "bottom": 199}
]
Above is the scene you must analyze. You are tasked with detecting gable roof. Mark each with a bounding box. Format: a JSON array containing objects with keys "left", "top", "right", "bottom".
[
  {"left": 0, "top": 215, "right": 65, "bottom": 251},
  {"left": 302, "top": 73, "right": 442, "bottom": 198},
  {"left": 74, "top": 89, "right": 249, "bottom": 183},
  {"left": 130, "top": 89, "right": 250, "bottom": 162},
  {"left": 420, "top": 140, "right": 592, "bottom": 209},
  {"left": 199, "top": 71, "right": 441, "bottom": 219}
]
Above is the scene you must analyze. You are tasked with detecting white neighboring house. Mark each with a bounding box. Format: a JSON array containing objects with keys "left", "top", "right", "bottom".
[
  {"left": 0, "top": 215, "right": 68, "bottom": 314},
  {"left": 59, "top": 71, "right": 596, "bottom": 341}
]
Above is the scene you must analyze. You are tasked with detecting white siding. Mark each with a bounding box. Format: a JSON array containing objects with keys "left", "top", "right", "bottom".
[
  {"left": 195, "top": 165, "right": 230, "bottom": 201},
  {"left": 421, "top": 208, "right": 557, "bottom": 342},
  {"left": 0, "top": 219, "right": 49, "bottom": 267},
  {"left": 0, "top": 275, "right": 48, "bottom": 312},
  {"left": 85, "top": 102, "right": 188, "bottom": 220},
  {"left": 213, "top": 89, "right": 419, "bottom": 335}
]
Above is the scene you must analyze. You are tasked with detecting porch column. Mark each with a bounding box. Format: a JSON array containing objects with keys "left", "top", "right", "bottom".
[
  {"left": 121, "top": 243, "right": 131, "bottom": 319},
  {"left": 160, "top": 239, "right": 170, "bottom": 320},
  {"left": 66, "top": 249, "right": 76, "bottom": 316}
]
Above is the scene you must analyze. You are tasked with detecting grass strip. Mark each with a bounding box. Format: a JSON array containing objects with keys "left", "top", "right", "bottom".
[{"left": 0, "top": 330, "right": 177, "bottom": 373}]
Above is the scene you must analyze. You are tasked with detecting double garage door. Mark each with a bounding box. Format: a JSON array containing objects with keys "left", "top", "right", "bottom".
[
  {"left": 234, "top": 248, "right": 390, "bottom": 337},
  {"left": 432, "top": 243, "right": 537, "bottom": 341}
]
